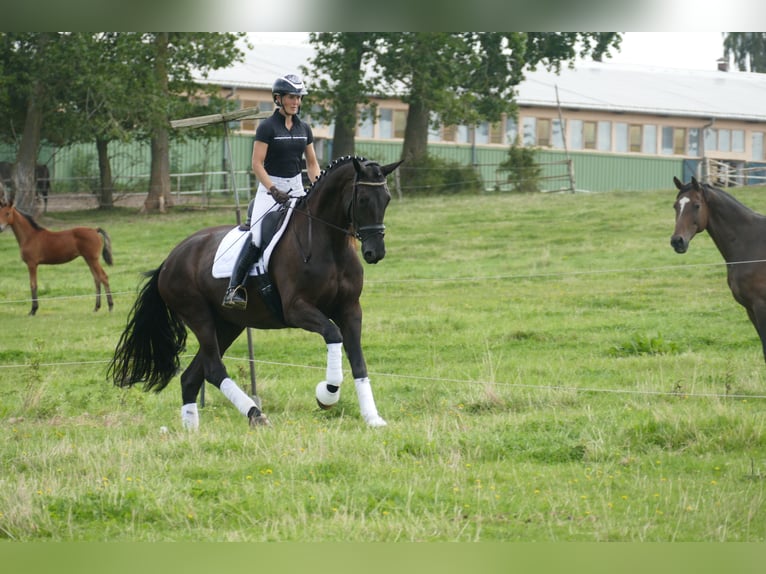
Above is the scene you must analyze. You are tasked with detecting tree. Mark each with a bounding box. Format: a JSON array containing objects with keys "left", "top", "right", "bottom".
[
  {"left": 132, "top": 32, "right": 246, "bottom": 213},
  {"left": 0, "top": 33, "right": 86, "bottom": 213},
  {"left": 0, "top": 32, "right": 245, "bottom": 214},
  {"left": 724, "top": 32, "right": 766, "bottom": 73},
  {"left": 305, "top": 33, "right": 621, "bottom": 193},
  {"left": 303, "top": 33, "right": 380, "bottom": 158}
]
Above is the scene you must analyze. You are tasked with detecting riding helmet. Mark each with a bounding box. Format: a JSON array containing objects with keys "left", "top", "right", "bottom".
[{"left": 272, "top": 74, "right": 308, "bottom": 106}]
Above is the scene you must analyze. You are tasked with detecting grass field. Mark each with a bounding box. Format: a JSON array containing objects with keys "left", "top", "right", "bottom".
[{"left": 0, "top": 185, "right": 765, "bottom": 541}]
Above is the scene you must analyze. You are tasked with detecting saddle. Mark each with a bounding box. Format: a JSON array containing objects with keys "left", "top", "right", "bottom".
[{"left": 250, "top": 204, "right": 290, "bottom": 320}]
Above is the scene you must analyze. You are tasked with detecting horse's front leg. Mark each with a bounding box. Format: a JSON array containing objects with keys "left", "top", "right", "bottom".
[
  {"left": 745, "top": 302, "right": 766, "bottom": 364},
  {"left": 27, "top": 263, "right": 39, "bottom": 316},
  {"left": 335, "top": 301, "right": 387, "bottom": 428}
]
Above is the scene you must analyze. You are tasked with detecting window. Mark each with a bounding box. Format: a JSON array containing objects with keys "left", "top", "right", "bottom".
[
  {"left": 643, "top": 124, "right": 657, "bottom": 154},
  {"left": 379, "top": 108, "right": 407, "bottom": 139},
  {"left": 615, "top": 123, "right": 643, "bottom": 153},
  {"left": 673, "top": 129, "right": 688, "bottom": 155},
  {"left": 506, "top": 117, "right": 518, "bottom": 145},
  {"left": 753, "top": 132, "right": 764, "bottom": 161},
  {"left": 379, "top": 109, "right": 393, "bottom": 138},
  {"left": 732, "top": 130, "right": 745, "bottom": 153},
  {"left": 358, "top": 107, "right": 374, "bottom": 138},
  {"left": 688, "top": 128, "right": 699, "bottom": 156},
  {"left": 597, "top": 121, "right": 611, "bottom": 151},
  {"left": 489, "top": 121, "right": 504, "bottom": 145},
  {"left": 522, "top": 117, "right": 536, "bottom": 146},
  {"left": 428, "top": 112, "right": 441, "bottom": 143},
  {"left": 718, "top": 128, "right": 731, "bottom": 152},
  {"left": 476, "top": 121, "right": 504, "bottom": 145},
  {"left": 583, "top": 121, "right": 596, "bottom": 150},
  {"left": 455, "top": 125, "right": 470, "bottom": 144},
  {"left": 629, "top": 125, "right": 642, "bottom": 153},
  {"left": 569, "top": 119, "right": 583, "bottom": 150},
  {"left": 615, "top": 123, "right": 628, "bottom": 153},
  {"left": 475, "top": 122, "right": 489, "bottom": 145},
  {"left": 662, "top": 126, "right": 686, "bottom": 155},
  {"left": 704, "top": 127, "right": 717, "bottom": 152},
  {"left": 442, "top": 124, "right": 457, "bottom": 142},
  {"left": 536, "top": 118, "right": 551, "bottom": 147},
  {"left": 551, "top": 119, "right": 565, "bottom": 149},
  {"left": 392, "top": 109, "right": 407, "bottom": 139}
]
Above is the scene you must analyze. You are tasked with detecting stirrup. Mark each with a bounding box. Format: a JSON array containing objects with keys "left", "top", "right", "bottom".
[{"left": 222, "top": 286, "right": 248, "bottom": 310}]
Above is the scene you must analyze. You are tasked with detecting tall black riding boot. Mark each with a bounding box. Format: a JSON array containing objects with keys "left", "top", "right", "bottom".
[{"left": 222, "top": 236, "right": 261, "bottom": 310}]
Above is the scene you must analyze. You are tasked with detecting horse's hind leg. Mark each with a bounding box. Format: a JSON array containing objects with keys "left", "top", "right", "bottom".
[
  {"left": 178, "top": 316, "right": 269, "bottom": 429},
  {"left": 179, "top": 353, "right": 205, "bottom": 429},
  {"left": 87, "top": 261, "right": 112, "bottom": 312}
]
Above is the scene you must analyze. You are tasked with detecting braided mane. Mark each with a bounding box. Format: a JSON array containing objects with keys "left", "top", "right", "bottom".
[{"left": 306, "top": 155, "right": 369, "bottom": 195}]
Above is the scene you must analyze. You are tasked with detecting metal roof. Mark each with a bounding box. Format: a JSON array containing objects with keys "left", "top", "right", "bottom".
[
  {"left": 518, "top": 61, "right": 766, "bottom": 122},
  {"left": 198, "top": 44, "right": 766, "bottom": 123}
]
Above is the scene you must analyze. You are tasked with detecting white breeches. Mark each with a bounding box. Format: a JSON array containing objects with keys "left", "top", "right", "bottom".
[{"left": 250, "top": 174, "right": 304, "bottom": 247}]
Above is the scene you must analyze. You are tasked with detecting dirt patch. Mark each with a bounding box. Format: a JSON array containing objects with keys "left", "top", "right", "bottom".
[{"left": 41, "top": 192, "right": 205, "bottom": 213}]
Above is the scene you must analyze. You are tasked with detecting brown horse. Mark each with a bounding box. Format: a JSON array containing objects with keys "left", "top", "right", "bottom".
[
  {"left": 108, "top": 156, "right": 402, "bottom": 429},
  {"left": 0, "top": 199, "right": 113, "bottom": 315},
  {"left": 671, "top": 176, "right": 766, "bottom": 362}
]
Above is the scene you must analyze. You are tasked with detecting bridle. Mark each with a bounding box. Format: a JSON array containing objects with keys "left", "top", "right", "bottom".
[
  {"left": 286, "top": 173, "right": 389, "bottom": 263},
  {"left": 348, "top": 177, "right": 389, "bottom": 242}
]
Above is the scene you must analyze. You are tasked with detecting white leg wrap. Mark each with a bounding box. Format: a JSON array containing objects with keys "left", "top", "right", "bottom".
[
  {"left": 326, "top": 342, "right": 343, "bottom": 384},
  {"left": 355, "top": 377, "right": 387, "bottom": 427},
  {"left": 316, "top": 381, "right": 341, "bottom": 407},
  {"left": 220, "top": 377, "right": 257, "bottom": 417},
  {"left": 181, "top": 402, "right": 199, "bottom": 430}
]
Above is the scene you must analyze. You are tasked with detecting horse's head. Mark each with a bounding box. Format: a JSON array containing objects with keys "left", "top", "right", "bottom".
[
  {"left": 350, "top": 157, "right": 403, "bottom": 264},
  {"left": 0, "top": 198, "right": 14, "bottom": 232},
  {"left": 670, "top": 176, "right": 709, "bottom": 254}
]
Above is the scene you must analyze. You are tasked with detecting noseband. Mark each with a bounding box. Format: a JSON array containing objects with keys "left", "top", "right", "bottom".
[{"left": 350, "top": 178, "right": 388, "bottom": 242}]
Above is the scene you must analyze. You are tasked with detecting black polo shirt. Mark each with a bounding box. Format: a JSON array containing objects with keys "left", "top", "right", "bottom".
[{"left": 255, "top": 110, "right": 314, "bottom": 179}]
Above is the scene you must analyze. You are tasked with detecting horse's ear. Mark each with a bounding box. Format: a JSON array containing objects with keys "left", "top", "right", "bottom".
[
  {"left": 673, "top": 176, "right": 684, "bottom": 191},
  {"left": 691, "top": 176, "right": 701, "bottom": 190},
  {"left": 381, "top": 160, "right": 404, "bottom": 177}
]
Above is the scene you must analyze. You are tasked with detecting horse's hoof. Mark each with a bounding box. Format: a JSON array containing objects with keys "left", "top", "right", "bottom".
[
  {"left": 364, "top": 415, "right": 387, "bottom": 428},
  {"left": 249, "top": 413, "right": 271, "bottom": 427}
]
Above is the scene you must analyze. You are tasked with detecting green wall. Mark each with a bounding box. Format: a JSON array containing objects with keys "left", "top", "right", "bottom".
[{"left": 4, "top": 136, "right": 686, "bottom": 195}]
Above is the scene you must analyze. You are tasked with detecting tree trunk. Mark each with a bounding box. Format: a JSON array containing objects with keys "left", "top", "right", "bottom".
[
  {"left": 14, "top": 80, "right": 46, "bottom": 215},
  {"left": 332, "top": 113, "right": 356, "bottom": 158},
  {"left": 330, "top": 34, "right": 368, "bottom": 159},
  {"left": 143, "top": 131, "right": 173, "bottom": 213},
  {"left": 399, "top": 97, "right": 430, "bottom": 193},
  {"left": 96, "top": 137, "right": 114, "bottom": 209},
  {"left": 142, "top": 32, "right": 173, "bottom": 213}
]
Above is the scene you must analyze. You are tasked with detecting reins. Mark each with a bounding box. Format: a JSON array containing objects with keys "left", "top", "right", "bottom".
[{"left": 288, "top": 176, "right": 389, "bottom": 252}]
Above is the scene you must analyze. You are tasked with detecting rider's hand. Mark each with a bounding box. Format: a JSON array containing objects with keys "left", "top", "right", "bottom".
[{"left": 269, "top": 186, "right": 291, "bottom": 205}]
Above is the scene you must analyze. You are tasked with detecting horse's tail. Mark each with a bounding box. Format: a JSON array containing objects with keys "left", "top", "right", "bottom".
[
  {"left": 97, "top": 228, "right": 113, "bottom": 266},
  {"left": 107, "top": 263, "right": 187, "bottom": 393}
]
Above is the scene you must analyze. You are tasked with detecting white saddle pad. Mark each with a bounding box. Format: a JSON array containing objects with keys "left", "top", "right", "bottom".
[{"left": 211, "top": 199, "right": 297, "bottom": 279}]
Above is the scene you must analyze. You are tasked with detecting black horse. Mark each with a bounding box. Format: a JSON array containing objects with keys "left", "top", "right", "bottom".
[
  {"left": 109, "top": 156, "right": 402, "bottom": 428},
  {"left": 671, "top": 176, "right": 766, "bottom": 362}
]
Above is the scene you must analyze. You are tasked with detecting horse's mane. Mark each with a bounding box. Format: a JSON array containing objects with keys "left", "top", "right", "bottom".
[
  {"left": 702, "top": 182, "right": 762, "bottom": 216},
  {"left": 305, "top": 155, "right": 369, "bottom": 197},
  {"left": 16, "top": 207, "right": 46, "bottom": 230}
]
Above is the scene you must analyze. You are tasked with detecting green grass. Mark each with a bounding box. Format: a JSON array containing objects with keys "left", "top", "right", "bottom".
[{"left": 1, "top": 188, "right": 765, "bottom": 541}]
